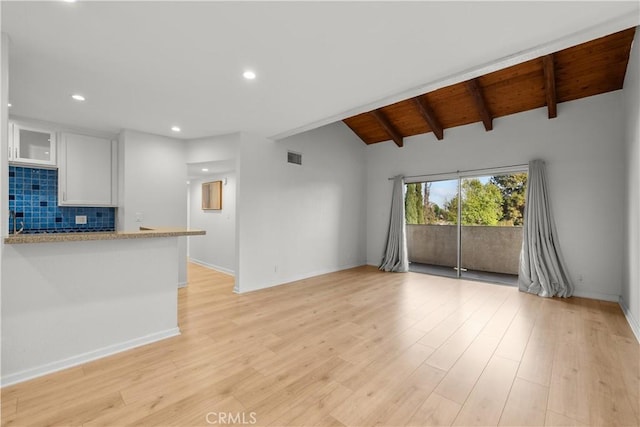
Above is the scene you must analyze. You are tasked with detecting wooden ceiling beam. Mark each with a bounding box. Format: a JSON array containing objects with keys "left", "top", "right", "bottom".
[
  {"left": 342, "top": 30, "right": 633, "bottom": 144},
  {"left": 369, "top": 110, "right": 404, "bottom": 147},
  {"left": 465, "top": 78, "right": 493, "bottom": 131},
  {"left": 542, "top": 54, "right": 558, "bottom": 119},
  {"left": 413, "top": 96, "right": 444, "bottom": 140}
]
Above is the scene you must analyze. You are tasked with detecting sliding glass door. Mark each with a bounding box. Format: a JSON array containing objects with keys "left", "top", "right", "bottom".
[{"left": 405, "top": 169, "right": 527, "bottom": 285}]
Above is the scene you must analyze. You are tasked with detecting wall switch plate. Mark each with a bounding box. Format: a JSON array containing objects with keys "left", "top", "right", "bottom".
[{"left": 75, "top": 215, "right": 87, "bottom": 225}]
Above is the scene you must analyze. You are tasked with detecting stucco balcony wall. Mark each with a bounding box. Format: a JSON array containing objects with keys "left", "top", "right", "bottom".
[{"left": 406, "top": 224, "right": 523, "bottom": 275}]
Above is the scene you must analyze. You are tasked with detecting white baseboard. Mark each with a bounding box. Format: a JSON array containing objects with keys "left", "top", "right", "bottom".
[
  {"left": 370, "top": 263, "right": 623, "bottom": 302},
  {"left": 178, "top": 281, "right": 188, "bottom": 288},
  {"left": 284, "top": 262, "right": 367, "bottom": 285},
  {"left": 572, "top": 289, "right": 620, "bottom": 302},
  {"left": 237, "top": 262, "right": 366, "bottom": 294},
  {"left": 1, "top": 327, "right": 181, "bottom": 387},
  {"left": 619, "top": 297, "right": 640, "bottom": 343},
  {"left": 189, "top": 258, "right": 235, "bottom": 276}
]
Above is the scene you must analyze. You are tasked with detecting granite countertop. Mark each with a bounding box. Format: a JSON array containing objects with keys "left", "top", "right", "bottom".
[{"left": 4, "top": 226, "right": 205, "bottom": 244}]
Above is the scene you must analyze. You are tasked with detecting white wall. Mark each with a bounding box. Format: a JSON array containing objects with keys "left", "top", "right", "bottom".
[
  {"left": 188, "top": 173, "right": 236, "bottom": 274},
  {"left": 366, "top": 91, "right": 626, "bottom": 302},
  {"left": 622, "top": 29, "right": 640, "bottom": 340},
  {"left": 118, "top": 129, "right": 188, "bottom": 285},
  {"left": 236, "top": 123, "right": 367, "bottom": 293},
  {"left": 1, "top": 238, "right": 179, "bottom": 385},
  {"left": 185, "top": 132, "right": 240, "bottom": 165}
]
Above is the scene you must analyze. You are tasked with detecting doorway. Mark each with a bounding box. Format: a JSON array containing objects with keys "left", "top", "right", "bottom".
[
  {"left": 186, "top": 160, "right": 237, "bottom": 278},
  {"left": 405, "top": 168, "right": 527, "bottom": 285}
]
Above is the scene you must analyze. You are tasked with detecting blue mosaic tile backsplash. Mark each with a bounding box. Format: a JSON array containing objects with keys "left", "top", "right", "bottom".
[{"left": 8, "top": 166, "right": 115, "bottom": 234}]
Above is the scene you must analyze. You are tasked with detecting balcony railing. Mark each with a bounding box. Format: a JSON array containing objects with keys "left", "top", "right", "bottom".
[{"left": 406, "top": 224, "right": 523, "bottom": 275}]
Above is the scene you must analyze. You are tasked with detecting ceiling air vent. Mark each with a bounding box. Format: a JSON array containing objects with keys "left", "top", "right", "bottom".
[{"left": 287, "top": 151, "right": 302, "bottom": 165}]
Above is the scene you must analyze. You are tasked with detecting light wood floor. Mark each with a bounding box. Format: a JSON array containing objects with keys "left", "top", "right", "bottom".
[{"left": 2, "top": 263, "right": 639, "bottom": 426}]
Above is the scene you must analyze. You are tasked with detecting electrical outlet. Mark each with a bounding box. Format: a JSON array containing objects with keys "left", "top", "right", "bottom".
[
  {"left": 75, "top": 215, "right": 87, "bottom": 225},
  {"left": 135, "top": 212, "right": 144, "bottom": 223}
]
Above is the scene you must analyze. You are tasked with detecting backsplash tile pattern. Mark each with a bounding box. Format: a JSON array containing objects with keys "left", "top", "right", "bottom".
[{"left": 8, "top": 166, "right": 115, "bottom": 234}]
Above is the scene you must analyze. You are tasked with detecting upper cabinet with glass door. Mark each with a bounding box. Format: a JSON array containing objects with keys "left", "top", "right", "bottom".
[{"left": 8, "top": 121, "right": 57, "bottom": 167}]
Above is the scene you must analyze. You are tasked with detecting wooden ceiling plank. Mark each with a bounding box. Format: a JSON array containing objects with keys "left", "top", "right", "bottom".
[
  {"left": 370, "top": 110, "right": 404, "bottom": 147},
  {"left": 342, "top": 119, "right": 372, "bottom": 145},
  {"left": 480, "top": 58, "right": 542, "bottom": 87},
  {"left": 465, "top": 78, "right": 493, "bottom": 131},
  {"left": 413, "top": 97, "right": 444, "bottom": 140},
  {"left": 543, "top": 54, "right": 558, "bottom": 119}
]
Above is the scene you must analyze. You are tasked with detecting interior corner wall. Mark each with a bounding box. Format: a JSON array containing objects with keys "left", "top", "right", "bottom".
[
  {"left": 1, "top": 33, "right": 9, "bottom": 268},
  {"left": 622, "top": 29, "right": 640, "bottom": 340},
  {"left": 118, "top": 129, "right": 188, "bottom": 285},
  {"left": 236, "top": 123, "right": 367, "bottom": 293},
  {"left": 366, "top": 91, "right": 626, "bottom": 302},
  {"left": 188, "top": 173, "right": 236, "bottom": 274}
]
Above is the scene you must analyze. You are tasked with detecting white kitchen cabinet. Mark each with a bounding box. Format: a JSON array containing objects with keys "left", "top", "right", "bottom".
[
  {"left": 58, "top": 132, "right": 117, "bottom": 206},
  {"left": 8, "top": 121, "right": 57, "bottom": 167}
]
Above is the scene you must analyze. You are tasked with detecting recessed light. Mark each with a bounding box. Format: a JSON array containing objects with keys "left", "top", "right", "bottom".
[
  {"left": 171, "top": 126, "right": 181, "bottom": 132},
  {"left": 63, "top": 0, "right": 77, "bottom": 3},
  {"left": 243, "top": 70, "right": 256, "bottom": 80},
  {"left": 201, "top": 168, "right": 209, "bottom": 172},
  {"left": 7, "top": 103, "right": 11, "bottom": 107},
  {"left": 71, "top": 94, "right": 85, "bottom": 102}
]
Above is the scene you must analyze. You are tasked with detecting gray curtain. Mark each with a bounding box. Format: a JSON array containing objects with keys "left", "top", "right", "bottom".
[
  {"left": 518, "top": 159, "right": 573, "bottom": 297},
  {"left": 380, "top": 175, "right": 409, "bottom": 273}
]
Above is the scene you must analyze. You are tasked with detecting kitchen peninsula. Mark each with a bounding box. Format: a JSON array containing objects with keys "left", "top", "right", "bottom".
[{"left": 1, "top": 227, "right": 205, "bottom": 386}]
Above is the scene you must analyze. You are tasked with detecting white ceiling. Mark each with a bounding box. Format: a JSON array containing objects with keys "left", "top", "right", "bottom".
[
  {"left": 187, "top": 159, "right": 236, "bottom": 180},
  {"left": 2, "top": 1, "right": 638, "bottom": 141}
]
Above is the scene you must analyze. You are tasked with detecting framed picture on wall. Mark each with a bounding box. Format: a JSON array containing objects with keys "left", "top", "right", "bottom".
[{"left": 202, "top": 180, "right": 222, "bottom": 210}]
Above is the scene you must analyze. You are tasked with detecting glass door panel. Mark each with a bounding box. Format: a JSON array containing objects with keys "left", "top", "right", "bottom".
[
  {"left": 459, "top": 173, "right": 526, "bottom": 285},
  {"left": 405, "top": 179, "right": 459, "bottom": 278}
]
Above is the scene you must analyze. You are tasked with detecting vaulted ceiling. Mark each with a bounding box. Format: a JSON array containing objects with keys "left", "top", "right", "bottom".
[
  {"left": 2, "top": 2, "right": 638, "bottom": 140},
  {"left": 343, "top": 27, "right": 636, "bottom": 147}
]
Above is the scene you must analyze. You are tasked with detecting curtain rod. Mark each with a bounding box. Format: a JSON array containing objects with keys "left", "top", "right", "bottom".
[{"left": 388, "top": 163, "right": 529, "bottom": 181}]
